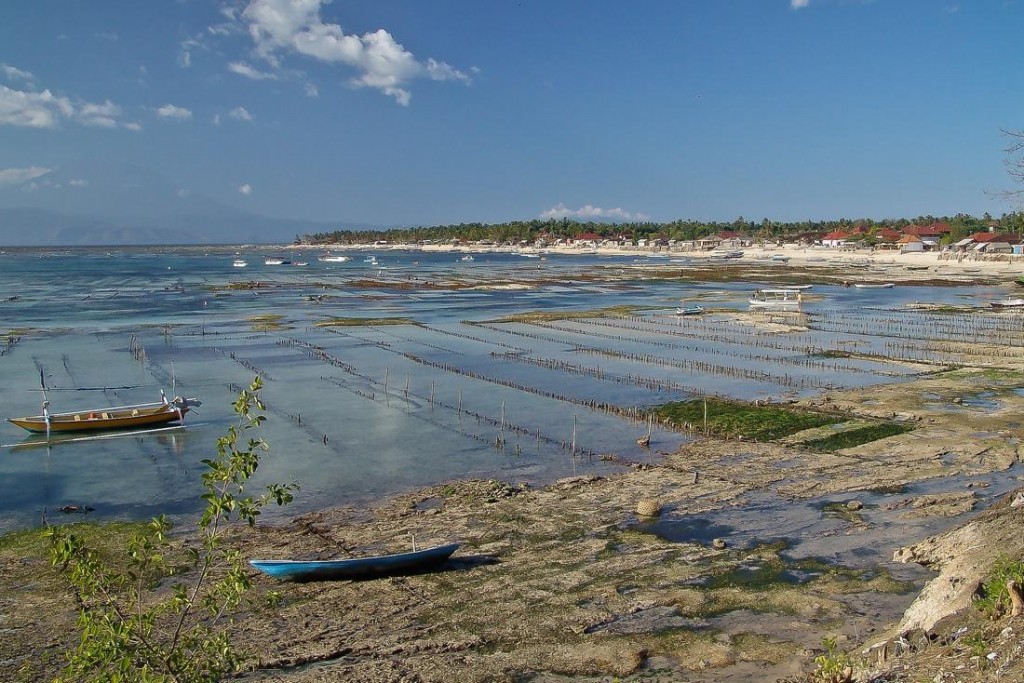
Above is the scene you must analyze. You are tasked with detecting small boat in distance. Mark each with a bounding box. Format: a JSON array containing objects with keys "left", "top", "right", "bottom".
[
  {"left": 318, "top": 254, "right": 350, "bottom": 262},
  {"left": 853, "top": 282, "right": 896, "bottom": 289},
  {"left": 990, "top": 298, "right": 1024, "bottom": 309},
  {"left": 264, "top": 257, "right": 291, "bottom": 266},
  {"left": 232, "top": 258, "right": 247, "bottom": 268},
  {"left": 250, "top": 542, "right": 460, "bottom": 582},
  {"left": 675, "top": 305, "right": 706, "bottom": 316},
  {"left": 460, "top": 254, "right": 474, "bottom": 261},
  {"left": 8, "top": 390, "right": 200, "bottom": 434},
  {"left": 749, "top": 288, "right": 802, "bottom": 309}
]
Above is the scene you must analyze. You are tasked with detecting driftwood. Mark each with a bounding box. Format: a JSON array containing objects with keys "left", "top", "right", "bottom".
[{"left": 1008, "top": 579, "right": 1024, "bottom": 618}]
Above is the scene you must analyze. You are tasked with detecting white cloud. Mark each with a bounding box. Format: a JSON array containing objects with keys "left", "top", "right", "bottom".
[
  {"left": 237, "top": 0, "right": 473, "bottom": 105},
  {"left": 0, "top": 81, "right": 135, "bottom": 129},
  {"left": 238, "top": 183, "right": 253, "bottom": 195},
  {"left": 304, "top": 82, "right": 318, "bottom": 97},
  {"left": 791, "top": 0, "right": 811, "bottom": 8},
  {"left": 0, "top": 166, "right": 51, "bottom": 186},
  {"left": 156, "top": 103, "right": 193, "bottom": 120},
  {"left": 228, "top": 106, "right": 253, "bottom": 121},
  {"left": 540, "top": 203, "right": 650, "bottom": 222},
  {"left": 124, "top": 121, "right": 143, "bottom": 131},
  {"left": 0, "top": 85, "right": 73, "bottom": 127},
  {"left": 1, "top": 63, "right": 34, "bottom": 83},
  {"left": 68, "top": 178, "right": 88, "bottom": 187},
  {"left": 179, "top": 50, "right": 192, "bottom": 68},
  {"left": 77, "top": 100, "right": 120, "bottom": 128},
  {"left": 228, "top": 61, "right": 277, "bottom": 80}
]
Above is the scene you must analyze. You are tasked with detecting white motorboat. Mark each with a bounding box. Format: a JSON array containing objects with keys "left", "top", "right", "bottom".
[
  {"left": 749, "top": 288, "right": 802, "bottom": 308},
  {"left": 318, "top": 254, "right": 350, "bottom": 262},
  {"left": 990, "top": 298, "right": 1024, "bottom": 309},
  {"left": 232, "top": 258, "right": 247, "bottom": 268}
]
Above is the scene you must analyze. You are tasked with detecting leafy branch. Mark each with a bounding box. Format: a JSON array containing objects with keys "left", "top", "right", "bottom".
[{"left": 46, "top": 377, "right": 296, "bottom": 682}]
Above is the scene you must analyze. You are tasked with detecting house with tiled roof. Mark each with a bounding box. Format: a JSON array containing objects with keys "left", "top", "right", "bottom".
[{"left": 820, "top": 230, "right": 851, "bottom": 248}]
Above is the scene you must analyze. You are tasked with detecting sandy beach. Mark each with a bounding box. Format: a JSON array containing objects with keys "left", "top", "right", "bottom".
[{"left": 301, "top": 240, "right": 1024, "bottom": 283}]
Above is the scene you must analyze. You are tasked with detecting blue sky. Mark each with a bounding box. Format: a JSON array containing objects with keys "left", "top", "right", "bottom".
[{"left": 1, "top": 0, "right": 1022, "bottom": 227}]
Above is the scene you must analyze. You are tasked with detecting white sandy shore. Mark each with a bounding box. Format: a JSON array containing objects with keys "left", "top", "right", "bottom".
[{"left": 297, "top": 241, "right": 1024, "bottom": 281}]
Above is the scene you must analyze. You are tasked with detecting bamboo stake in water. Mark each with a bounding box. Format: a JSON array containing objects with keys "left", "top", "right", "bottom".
[{"left": 571, "top": 414, "right": 577, "bottom": 456}]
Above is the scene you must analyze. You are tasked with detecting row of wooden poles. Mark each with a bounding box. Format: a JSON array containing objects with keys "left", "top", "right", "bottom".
[
  {"left": 128, "top": 334, "right": 146, "bottom": 363},
  {"left": 0, "top": 334, "right": 20, "bottom": 357},
  {"left": 473, "top": 320, "right": 865, "bottom": 385}
]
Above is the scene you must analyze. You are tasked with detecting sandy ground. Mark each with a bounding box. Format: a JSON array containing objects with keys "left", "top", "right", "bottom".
[{"left": 301, "top": 240, "right": 1024, "bottom": 281}]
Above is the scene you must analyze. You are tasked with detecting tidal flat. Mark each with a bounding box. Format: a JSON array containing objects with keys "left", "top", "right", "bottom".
[{"left": 3, "top": 251, "right": 1024, "bottom": 681}]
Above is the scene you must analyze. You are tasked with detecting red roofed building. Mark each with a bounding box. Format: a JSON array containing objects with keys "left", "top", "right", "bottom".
[
  {"left": 904, "top": 223, "right": 950, "bottom": 238},
  {"left": 821, "top": 230, "right": 851, "bottom": 247}
]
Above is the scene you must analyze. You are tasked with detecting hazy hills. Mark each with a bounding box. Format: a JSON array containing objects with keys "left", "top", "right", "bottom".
[{"left": 0, "top": 163, "right": 365, "bottom": 246}]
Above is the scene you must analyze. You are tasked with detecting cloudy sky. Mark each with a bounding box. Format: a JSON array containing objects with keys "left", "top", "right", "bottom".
[{"left": 1, "top": 0, "right": 1022, "bottom": 226}]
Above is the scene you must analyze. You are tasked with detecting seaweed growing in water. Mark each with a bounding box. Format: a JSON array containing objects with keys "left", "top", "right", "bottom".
[{"left": 654, "top": 398, "right": 840, "bottom": 441}]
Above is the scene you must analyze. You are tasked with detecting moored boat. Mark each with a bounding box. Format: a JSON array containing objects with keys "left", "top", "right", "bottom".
[
  {"left": 318, "top": 254, "right": 350, "bottom": 262},
  {"left": 232, "top": 258, "right": 247, "bottom": 268},
  {"left": 250, "top": 542, "right": 460, "bottom": 582},
  {"left": 853, "top": 282, "right": 895, "bottom": 289},
  {"left": 264, "top": 257, "right": 291, "bottom": 266},
  {"left": 675, "top": 305, "right": 705, "bottom": 316},
  {"left": 749, "top": 288, "right": 802, "bottom": 308},
  {"left": 8, "top": 392, "right": 200, "bottom": 434},
  {"left": 990, "top": 298, "right": 1024, "bottom": 309}
]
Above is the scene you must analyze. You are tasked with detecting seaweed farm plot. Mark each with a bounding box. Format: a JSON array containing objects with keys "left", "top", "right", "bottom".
[
  {"left": 469, "top": 311, "right": 930, "bottom": 400},
  {"left": 804, "top": 305, "right": 1024, "bottom": 366},
  {"left": 3, "top": 247, "right": 1018, "bottom": 537}
]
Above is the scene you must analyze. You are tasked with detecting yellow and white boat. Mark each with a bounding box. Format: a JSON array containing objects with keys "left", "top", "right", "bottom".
[{"left": 8, "top": 392, "right": 199, "bottom": 434}]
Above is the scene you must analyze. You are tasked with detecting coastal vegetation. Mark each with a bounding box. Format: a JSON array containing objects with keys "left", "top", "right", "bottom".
[{"left": 302, "top": 211, "right": 1024, "bottom": 247}]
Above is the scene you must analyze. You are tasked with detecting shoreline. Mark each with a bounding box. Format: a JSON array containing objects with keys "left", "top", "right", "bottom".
[{"left": 296, "top": 240, "right": 1024, "bottom": 282}]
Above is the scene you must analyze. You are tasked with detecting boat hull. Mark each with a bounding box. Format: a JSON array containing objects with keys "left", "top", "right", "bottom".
[
  {"left": 250, "top": 543, "right": 460, "bottom": 582},
  {"left": 8, "top": 403, "right": 189, "bottom": 433}
]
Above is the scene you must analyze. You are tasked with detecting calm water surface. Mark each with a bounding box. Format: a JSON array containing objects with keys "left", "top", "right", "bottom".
[{"left": 0, "top": 246, "right": 1009, "bottom": 533}]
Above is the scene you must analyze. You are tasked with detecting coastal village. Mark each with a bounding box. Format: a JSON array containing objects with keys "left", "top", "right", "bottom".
[{"left": 419, "top": 221, "right": 1024, "bottom": 257}]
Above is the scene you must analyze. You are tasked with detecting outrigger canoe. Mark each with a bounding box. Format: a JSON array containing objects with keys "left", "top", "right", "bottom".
[
  {"left": 250, "top": 543, "right": 461, "bottom": 582},
  {"left": 8, "top": 394, "right": 199, "bottom": 434}
]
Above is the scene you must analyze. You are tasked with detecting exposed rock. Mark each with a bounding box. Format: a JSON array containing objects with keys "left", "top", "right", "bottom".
[{"left": 891, "top": 488, "right": 1024, "bottom": 634}]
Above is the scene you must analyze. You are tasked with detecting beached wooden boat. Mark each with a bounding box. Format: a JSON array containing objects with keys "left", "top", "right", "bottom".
[
  {"left": 250, "top": 543, "right": 460, "bottom": 582},
  {"left": 8, "top": 394, "right": 199, "bottom": 434}
]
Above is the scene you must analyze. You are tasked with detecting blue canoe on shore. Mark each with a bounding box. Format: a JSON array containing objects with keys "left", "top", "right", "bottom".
[{"left": 250, "top": 543, "right": 461, "bottom": 582}]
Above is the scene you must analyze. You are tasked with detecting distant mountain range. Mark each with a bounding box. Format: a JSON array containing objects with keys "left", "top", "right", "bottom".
[{"left": 0, "top": 163, "right": 371, "bottom": 246}]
